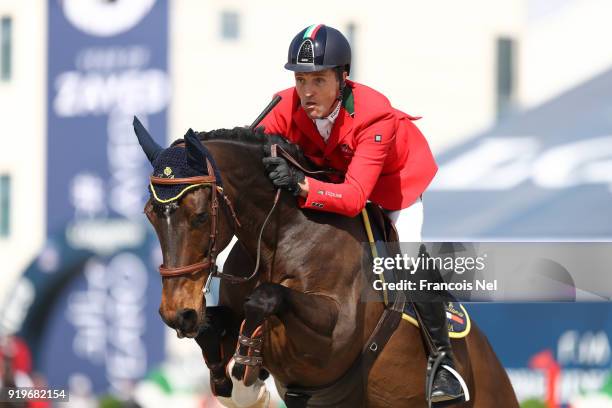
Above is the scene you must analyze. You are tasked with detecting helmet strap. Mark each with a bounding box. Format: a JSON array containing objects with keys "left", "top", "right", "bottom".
[{"left": 335, "top": 66, "right": 347, "bottom": 101}]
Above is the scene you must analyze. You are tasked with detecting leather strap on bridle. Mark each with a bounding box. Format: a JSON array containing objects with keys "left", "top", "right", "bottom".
[
  {"left": 153, "top": 158, "right": 240, "bottom": 278},
  {"left": 150, "top": 175, "right": 216, "bottom": 185},
  {"left": 215, "top": 144, "right": 283, "bottom": 284},
  {"left": 154, "top": 143, "right": 333, "bottom": 285},
  {"left": 159, "top": 260, "right": 211, "bottom": 277}
]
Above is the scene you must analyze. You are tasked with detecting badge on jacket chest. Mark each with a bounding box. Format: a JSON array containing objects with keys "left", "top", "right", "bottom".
[{"left": 374, "top": 134, "right": 382, "bottom": 143}]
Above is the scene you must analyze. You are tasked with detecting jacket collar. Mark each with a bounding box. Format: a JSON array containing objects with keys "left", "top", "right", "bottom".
[
  {"left": 324, "top": 84, "right": 354, "bottom": 155},
  {"left": 292, "top": 82, "right": 355, "bottom": 155}
]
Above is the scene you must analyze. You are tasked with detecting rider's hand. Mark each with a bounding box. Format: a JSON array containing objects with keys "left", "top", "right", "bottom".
[{"left": 262, "top": 157, "right": 305, "bottom": 196}]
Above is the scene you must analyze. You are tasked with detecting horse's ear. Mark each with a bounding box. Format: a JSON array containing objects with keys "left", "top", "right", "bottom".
[
  {"left": 133, "top": 116, "right": 162, "bottom": 165},
  {"left": 184, "top": 128, "right": 206, "bottom": 172}
]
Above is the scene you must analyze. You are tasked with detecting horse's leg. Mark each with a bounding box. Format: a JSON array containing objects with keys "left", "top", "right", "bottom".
[
  {"left": 194, "top": 306, "right": 236, "bottom": 398},
  {"left": 231, "top": 282, "right": 338, "bottom": 383},
  {"left": 213, "top": 242, "right": 271, "bottom": 408}
]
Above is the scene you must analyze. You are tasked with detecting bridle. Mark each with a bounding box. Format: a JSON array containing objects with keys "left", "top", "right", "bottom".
[
  {"left": 152, "top": 158, "right": 241, "bottom": 287},
  {"left": 151, "top": 152, "right": 281, "bottom": 294},
  {"left": 151, "top": 143, "right": 336, "bottom": 290}
]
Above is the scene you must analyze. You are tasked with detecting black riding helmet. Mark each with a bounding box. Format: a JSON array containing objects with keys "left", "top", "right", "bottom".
[{"left": 285, "top": 24, "right": 351, "bottom": 75}]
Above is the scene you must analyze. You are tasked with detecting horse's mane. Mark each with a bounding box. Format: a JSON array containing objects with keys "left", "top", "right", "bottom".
[{"left": 197, "top": 127, "right": 309, "bottom": 167}]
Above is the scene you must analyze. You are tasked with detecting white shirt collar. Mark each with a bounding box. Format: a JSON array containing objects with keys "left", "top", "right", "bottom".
[{"left": 314, "top": 101, "right": 341, "bottom": 142}]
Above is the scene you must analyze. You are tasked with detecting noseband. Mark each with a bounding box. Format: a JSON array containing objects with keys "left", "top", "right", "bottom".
[
  {"left": 151, "top": 144, "right": 321, "bottom": 287},
  {"left": 152, "top": 159, "right": 240, "bottom": 280}
]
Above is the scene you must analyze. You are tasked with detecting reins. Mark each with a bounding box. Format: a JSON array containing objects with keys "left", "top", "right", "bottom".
[
  {"left": 153, "top": 159, "right": 240, "bottom": 281},
  {"left": 151, "top": 146, "right": 281, "bottom": 289},
  {"left": 152, "top": 142, "right": 336, "bottom": 287}
]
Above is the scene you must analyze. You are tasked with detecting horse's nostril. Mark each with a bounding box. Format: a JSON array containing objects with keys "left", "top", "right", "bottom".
[{"left": 176, "top": 308, "right": 198, "bottom": 331}]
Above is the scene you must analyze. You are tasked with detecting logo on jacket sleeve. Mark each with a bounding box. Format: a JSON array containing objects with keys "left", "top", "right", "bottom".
[
  {"left": 374, "top": 134, "right": 382, "bottom": 143},
  {"left": 316, "top": 190, "right": 342, "bottom": 199}
]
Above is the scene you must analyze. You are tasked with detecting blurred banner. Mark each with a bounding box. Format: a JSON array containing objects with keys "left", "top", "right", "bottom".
[
  {"left": 19, "top": 0, "right": 173, "bottom": 396},
  {"left": 47, "top": 0, "right": 170, "bottom": 234},
  {"left": 0, "top": 225, "right": 166, "bottom": 396},
  {"left": 469, "top": 304, "right": 612, "bottom": 406}
]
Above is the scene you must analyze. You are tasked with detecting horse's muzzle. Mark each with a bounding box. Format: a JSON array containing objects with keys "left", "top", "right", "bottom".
[{"left": 173, "top": 308, "right": 200, "bottom": 338}]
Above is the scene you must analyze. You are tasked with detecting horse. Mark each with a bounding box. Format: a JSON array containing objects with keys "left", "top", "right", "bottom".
[{"left": 133, "top": 118, "right": 519, "bottom": 408}]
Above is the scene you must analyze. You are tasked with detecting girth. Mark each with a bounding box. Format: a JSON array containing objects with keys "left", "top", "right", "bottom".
[{"left": 276, "top": 301, "right": 405, "bottom": 408}]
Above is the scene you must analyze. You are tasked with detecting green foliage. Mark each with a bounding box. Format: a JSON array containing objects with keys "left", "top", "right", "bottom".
[{"left": 520, "top": 399, "right": 546, "bottom": 408}]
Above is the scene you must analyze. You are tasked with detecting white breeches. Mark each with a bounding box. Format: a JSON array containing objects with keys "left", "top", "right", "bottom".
[{"left": 384, "top": 197, "right": 423, "bottom": 242}]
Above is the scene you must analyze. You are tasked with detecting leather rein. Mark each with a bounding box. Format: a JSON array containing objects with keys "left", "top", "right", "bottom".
[{"left": 152, "top": 144, "right": 338, "bottom": 289}]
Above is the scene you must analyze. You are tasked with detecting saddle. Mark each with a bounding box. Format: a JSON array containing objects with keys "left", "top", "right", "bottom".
[
  {"left": 363, "top": 202, "right": 399, "bottom": 243},
  {"left": 362, "top": 204, "right": 471, "bottom": 339}
]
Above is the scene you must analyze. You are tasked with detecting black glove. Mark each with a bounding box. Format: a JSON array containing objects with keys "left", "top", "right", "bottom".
[
  {"left": 262, "top": 136, "right": 274, "bottom": 158},
  {"left": 262, "top": 156, "right": 305, "bottom": 196}
]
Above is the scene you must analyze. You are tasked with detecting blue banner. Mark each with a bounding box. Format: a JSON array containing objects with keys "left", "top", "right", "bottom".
[
  {"left": 39, "top": 0, "right": 170, "bottom": 395},
  {"left": 47, "top": 0, "right": 170, "bottom": 234},
  {"left": 1, "top": 226, "right": 166, "bottom": 395},
  {"left": 469, "top": 304, "right": 612, "bottom": 405}
]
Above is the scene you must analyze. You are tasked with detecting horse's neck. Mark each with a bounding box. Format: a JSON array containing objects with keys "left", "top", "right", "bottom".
[
  {"left": 207, "top": 141, "right": 297, "bottom": 260},
  {"left": 207, "top": 140, "right": 365, "bottom": 286}
]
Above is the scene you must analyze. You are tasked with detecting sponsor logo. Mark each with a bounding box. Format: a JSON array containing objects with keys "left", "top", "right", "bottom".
[
  {"left": 61, "top": 0, "right": 156, "bottom": 37},
  {"left": 58, "top": 0, "right": 155, "bottom": 37},
  {"left": 324, "top": 191, "right": 342, "bottom": 198}
]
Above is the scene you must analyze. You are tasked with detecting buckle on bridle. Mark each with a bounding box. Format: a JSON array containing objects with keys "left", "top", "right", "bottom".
[{"left": 203, "top": 264, "right": 218, "bottom": 294}]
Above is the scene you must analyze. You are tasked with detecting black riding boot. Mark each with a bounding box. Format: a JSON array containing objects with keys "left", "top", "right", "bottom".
[{"left": 414, "top": 301, "right": 465, "bottom": 405}]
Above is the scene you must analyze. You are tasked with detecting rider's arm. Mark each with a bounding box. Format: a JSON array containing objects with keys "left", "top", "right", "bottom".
[{"left": 298, "top": 111, "right": 397, "bottom": 217}]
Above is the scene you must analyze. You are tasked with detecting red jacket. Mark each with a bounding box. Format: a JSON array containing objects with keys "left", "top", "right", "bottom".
[{"left": 261, "top": 80, "right": 438, "bottom": 217}]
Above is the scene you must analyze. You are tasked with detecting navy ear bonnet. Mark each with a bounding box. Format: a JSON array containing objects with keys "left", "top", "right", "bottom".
[
  {"left": 150, "top": 145, "right": 204, "bottom": 202},
  {"left": 132, "top": 116, "right": 223, "bottom": 203},
  {"left": 149, "top": 140, "right": 223, "bottom": 203}
]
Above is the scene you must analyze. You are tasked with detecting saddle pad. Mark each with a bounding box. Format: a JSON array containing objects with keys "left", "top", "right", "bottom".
[
  {"left": 402, "top": 302, "right": 470, "bottom": 339},
  {"left": 361, "top": 208, "right": 471, "bottom": 339}
]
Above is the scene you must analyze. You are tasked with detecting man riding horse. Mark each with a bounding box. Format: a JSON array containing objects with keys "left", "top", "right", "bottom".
[{"left": 259, "top": 24, "right": 465, "bottom": 405}]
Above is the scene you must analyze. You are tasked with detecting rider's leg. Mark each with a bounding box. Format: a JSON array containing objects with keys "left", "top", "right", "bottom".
[
  {"left": 384, "top": 197, "right": 423, "bottom": 242},
  {"left": 385, "top": 198, "right": 465, "bottom": 403},
  {"left": 412, "top": 301, "right": 465, "bottom": 402}
]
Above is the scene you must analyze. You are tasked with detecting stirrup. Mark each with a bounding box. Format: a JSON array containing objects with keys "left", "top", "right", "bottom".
[{"left": 425, "top": 351, "right": 470, "bottom": 408}]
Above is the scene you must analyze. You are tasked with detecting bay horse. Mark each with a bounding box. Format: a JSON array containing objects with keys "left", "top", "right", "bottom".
[{"left": 134, "top": 118, "right": 518, "bottom": 407}]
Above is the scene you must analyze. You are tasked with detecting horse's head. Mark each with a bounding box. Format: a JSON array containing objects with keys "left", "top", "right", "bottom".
[{"left": 134, "top": 117, "right": 236, "bottom": 338}]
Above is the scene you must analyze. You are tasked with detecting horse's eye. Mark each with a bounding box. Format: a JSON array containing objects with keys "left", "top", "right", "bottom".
[{"left": 192, "top": 212, "right": 209, "bottom": 227}]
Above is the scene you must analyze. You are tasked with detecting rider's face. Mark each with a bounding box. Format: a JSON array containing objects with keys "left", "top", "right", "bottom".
[{"left": 295, "top": 69, "right": 343, "bottom": 119}]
